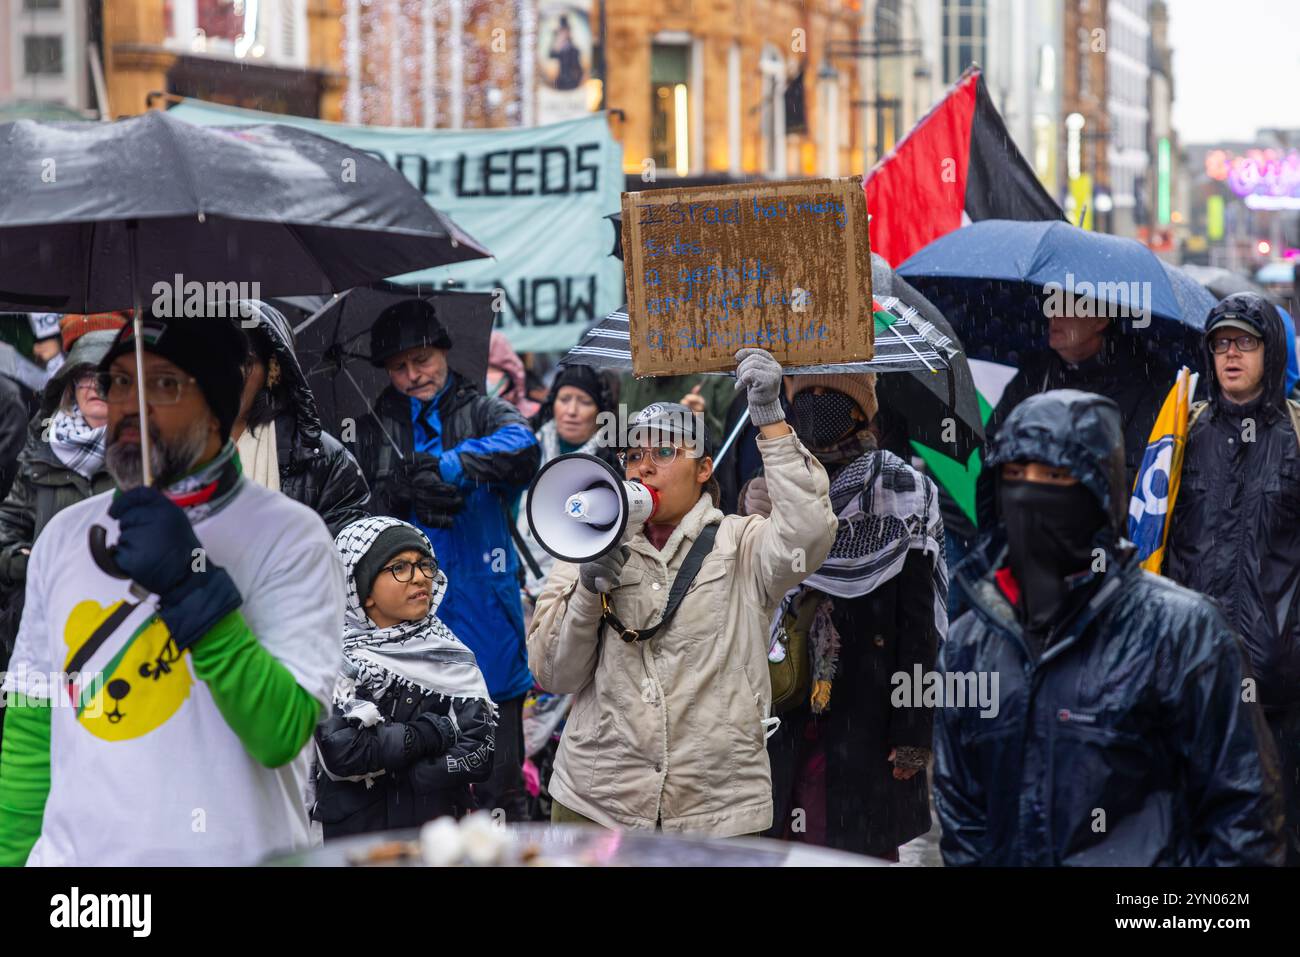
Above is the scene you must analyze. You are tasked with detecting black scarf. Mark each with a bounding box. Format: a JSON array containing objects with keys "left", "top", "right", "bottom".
[{"left": 999, "top": 479, "right": 1106, "bottom": 642}]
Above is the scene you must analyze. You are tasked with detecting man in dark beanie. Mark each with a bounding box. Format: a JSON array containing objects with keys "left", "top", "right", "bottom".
[
  {"left": 0, "top": 310, "right": 346, "bottom": 865},
  {"left": 354, "top": 297, "right": 540, "bottom": 821}
]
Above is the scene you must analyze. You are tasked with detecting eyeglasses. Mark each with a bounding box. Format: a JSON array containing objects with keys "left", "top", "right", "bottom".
[
  {"left": 1209, "top": 334, "right": 1262, "bottom": 354},
  {"left": 618, "top": 445, "right": 682, "bottom": 469},
  {"left": 74, "top": 372, "right": 100, "bottom": 391},
  {"left": 381, "top": 558, "right": 438, "bottom": 583},
  {"left": 95, "top": 371, "right": 197, "bottom": 405}
]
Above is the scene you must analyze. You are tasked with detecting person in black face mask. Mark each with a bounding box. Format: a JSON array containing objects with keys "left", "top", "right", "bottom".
[
  {"left": 934, "top": 388, "right": 1283, "bottom": 866},
  {"left": 998, "top": 460, "right": 1107, "bottom": 651}
]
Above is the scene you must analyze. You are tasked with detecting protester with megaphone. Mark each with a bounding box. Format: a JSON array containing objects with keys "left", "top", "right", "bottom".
[{"left": 527, "top": 347, "right": 837, "bottom": 836}]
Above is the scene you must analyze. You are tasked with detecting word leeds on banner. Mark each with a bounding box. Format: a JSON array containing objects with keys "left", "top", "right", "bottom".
[
  {"left": 621, "top": 177, "right": 874, "bottom": 376},
  {"left": 168, "top": 100, "right": 625, "bottom": 353}
]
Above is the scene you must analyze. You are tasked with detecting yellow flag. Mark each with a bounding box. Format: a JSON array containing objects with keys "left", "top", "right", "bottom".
[{"left": 1128, "top": 367, "right": 1197, "bottom": 574}]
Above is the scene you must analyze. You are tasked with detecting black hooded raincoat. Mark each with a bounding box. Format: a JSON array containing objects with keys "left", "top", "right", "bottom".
[{"left": 935, "top": 390, "right": 1283, "bottom": 866}]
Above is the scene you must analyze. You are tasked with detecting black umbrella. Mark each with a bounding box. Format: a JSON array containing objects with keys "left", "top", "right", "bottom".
[
  {"left": 0, "top": 110, "right": 490, "bottom": 313},
  {"left": 0, "top": 109, "right": 489, "bottom": 479},
  {"left": 0, "top": 109, "right": 488, "bottom": 578},
  {"left": 1178, "top": 264, "right": 1273, "bottom": 303},
  {"left": 280, "top": 282, "right": 495, "bottom": 446}
]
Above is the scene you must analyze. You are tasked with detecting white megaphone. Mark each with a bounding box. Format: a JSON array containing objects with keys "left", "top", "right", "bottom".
[{"left": 525, "top": 453, "right": 659, "bottom": 563}]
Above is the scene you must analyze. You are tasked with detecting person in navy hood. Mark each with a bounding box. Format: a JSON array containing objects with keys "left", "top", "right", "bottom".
[{"left": 935, "top": 388, "right": 1283, "bottom": 865}]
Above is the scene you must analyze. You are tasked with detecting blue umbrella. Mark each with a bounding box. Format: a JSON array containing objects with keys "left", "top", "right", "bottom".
[{"left": 898, "top": 219, "right": 1212, "bottom": 370}]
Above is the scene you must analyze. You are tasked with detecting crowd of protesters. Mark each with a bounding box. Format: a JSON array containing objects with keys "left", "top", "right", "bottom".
[{"left": 0, "top": 285, "right": 1296, "bottom": 867}]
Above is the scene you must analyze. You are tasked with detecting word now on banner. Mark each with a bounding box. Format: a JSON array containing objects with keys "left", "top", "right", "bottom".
[{"left": 167, "top": 99, "right": 625, "bottom": 354}]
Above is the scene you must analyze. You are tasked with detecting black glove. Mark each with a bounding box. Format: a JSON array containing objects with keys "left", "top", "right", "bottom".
[
  {"left": 107, "top": 487, "right": 242, "bottom": 652},
  {"left": 405, "top": 454, "right": 465, "bottom": 530},
  {"left": 411, "top": 713, "right": 456, "bottom": 756}
]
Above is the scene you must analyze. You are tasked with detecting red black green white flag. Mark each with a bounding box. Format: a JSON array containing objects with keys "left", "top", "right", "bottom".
[{"left": 864, "top": 65, "right": 1064, "bottom": 267}]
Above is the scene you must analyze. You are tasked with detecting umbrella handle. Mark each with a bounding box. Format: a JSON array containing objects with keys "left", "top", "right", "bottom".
[
  {"left": 89, "top": 524, "right": 151, "bottom": 601},
  {"left": 89, "top": 524, "right": 128, "bottom": 579}
]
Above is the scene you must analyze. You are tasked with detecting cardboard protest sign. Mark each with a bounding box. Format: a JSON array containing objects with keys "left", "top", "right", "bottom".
[{"left": 621, "top": 176, "right": 873, "bottom": 376}]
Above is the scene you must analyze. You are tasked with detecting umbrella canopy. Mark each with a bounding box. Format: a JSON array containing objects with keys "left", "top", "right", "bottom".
[
  {"left": 566, "top": 299, "right": 952, "bottom": 378},
  {"left": 1180, "top": 263, "right": 1272, "bottom": 302},
  {"left": 1159, "top": 261, "right": 1219, "bottom": 331},
  {"left": 869, "top": 253, "right": 983, "bottom": 459},
  {"left": 0, "top": 109, "right": 491, "bottom": 312},
  {"left": 898, "top": 219, "right": 1210, "bottom": 370},
  {"left": 1256, "top": 261, "right": 1296, "bottom": 286},
  {"left": 280, "top": 283, "right": 495, "bottom": 443},
  {"left": 564, "top": 287, "right": 976, "bottom": 453}
]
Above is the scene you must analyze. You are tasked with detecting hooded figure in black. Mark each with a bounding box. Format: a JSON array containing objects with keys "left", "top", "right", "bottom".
[
  {"left": 230, "top": 301, "right": 371, "bottom": 536},
  {"left": 934, "top": 389, "right": 1283, "bottom": 866},
  {"left": 1165, "top": 292, "right": 1300, "bottom": 864}
]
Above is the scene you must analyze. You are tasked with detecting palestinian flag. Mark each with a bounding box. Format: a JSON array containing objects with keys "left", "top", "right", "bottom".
[{"left": 864, "top": 65, "right": 1063, "bottom": 267}]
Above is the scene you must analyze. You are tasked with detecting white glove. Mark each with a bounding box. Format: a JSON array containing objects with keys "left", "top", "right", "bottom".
[{"left": 734, "top": 348, "right": 785, "bottom": 425}]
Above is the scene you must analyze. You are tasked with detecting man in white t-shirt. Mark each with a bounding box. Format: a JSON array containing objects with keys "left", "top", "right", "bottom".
[{"left": 0, "top": 312, "right": 345, "bottom": 866}]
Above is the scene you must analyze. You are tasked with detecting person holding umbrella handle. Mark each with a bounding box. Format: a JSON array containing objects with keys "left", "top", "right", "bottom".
[{"left": 0, "top": 313, "right": 345, "bottom": 866}]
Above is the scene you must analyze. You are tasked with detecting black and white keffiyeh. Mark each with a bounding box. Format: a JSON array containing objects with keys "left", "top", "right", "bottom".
[
  {"left": 48, "top": 408, "right": 106, "bottom": 479},
  {"left": 334, "top": 516, "right": 493, "bottom": 710},
  {"left": 770, "top": 450, "right": 948, "bottom": 712},
  {"left": 805, "top": 449, "right": 948, "bottom": 629}
]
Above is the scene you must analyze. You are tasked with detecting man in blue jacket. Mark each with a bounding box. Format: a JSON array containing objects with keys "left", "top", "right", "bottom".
[
  {"left": 934, "top": 389, "right": 1283, "bottom": 865},
  {"left": 355, "top": 300, "right": 540, "bottom": 819}
]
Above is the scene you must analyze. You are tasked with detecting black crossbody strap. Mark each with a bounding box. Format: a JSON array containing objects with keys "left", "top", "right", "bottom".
[{"left": 601, "top": 522, "right": 719, "bottom": 643}]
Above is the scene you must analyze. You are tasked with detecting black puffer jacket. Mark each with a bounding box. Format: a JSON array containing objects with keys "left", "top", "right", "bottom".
[
  {"left": 935, "top": 390, "right": 1283, "bottom": 866},
  {"left": 312, "top": 683, "right": 495, "bottom": 836},
  {"left": 242, "top": 303, "right": 371, "bottom": 536},
  {"left": 0, "top": 347, "right": 38, "bottom": 500},
  {"left": 1166, "top": 294, "right": 1300, "bottom": 711}
]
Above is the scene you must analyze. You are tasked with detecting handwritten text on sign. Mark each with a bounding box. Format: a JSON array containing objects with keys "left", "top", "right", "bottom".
[{"left": 621, "top": 177, "right": 873, "bottom": 376}]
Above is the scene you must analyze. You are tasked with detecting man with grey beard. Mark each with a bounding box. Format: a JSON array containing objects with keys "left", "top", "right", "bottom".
[{"left": 0, "top": 312, "right": 345, "bottom": 866}]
